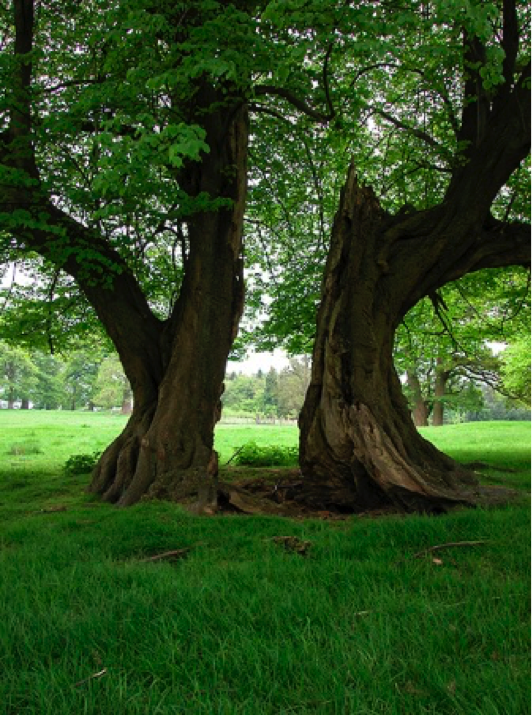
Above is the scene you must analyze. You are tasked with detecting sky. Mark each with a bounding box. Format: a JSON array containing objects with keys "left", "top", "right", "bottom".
[{"left": 227, "top": 348, "right": 290, "bottom": 375}]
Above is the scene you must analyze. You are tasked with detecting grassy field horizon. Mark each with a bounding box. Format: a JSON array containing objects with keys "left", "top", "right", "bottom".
[{"left": 0, "top": 412, "right": 530, "bottom": 714}]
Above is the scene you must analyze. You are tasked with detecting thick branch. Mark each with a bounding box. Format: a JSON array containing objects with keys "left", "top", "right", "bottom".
[
  {"left": 501, "top": 0, "right": 519, "bottom": 86},
  {"left": 371, "top": 106, "right": 443, "bottom": 152},
  {"left": 8, "top": 201, "right": 166, "bottom": 401},
  {"left": 253, "top": 85, "right": 334, "bottom": 123},
  {"left": 453, "top": 218, "right": 531, "bottom": 275}
]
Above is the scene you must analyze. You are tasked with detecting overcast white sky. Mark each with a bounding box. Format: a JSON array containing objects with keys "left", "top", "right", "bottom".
[{"left": 227, "top": 348, "right": 290, "bottom": 375}]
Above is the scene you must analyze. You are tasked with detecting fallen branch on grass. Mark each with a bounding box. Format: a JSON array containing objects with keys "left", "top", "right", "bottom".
[
  {"left": 225, "top": 446, "right": 245, "bottom": 465},
  {"left": 74, "top": 668, "right": 107, "bottom": 687},
  {"left": 138, "top": 548, "right": 191, "bottom": 563},
  {"left": 412, "top": 540, "right": 490, "bottom": 559}
]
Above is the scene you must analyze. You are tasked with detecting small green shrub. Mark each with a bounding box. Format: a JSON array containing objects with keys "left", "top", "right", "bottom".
[
  {"left": 8, "top": 441, "right": 42, "bottom": 456},
  {"left": 233, "top": 441, "right": 298, "bottom": 467},
  {"left": 63, "top": 451, "right": 101, "bottom": 475}
]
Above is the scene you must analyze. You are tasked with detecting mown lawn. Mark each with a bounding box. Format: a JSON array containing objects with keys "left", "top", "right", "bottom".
[{"left": 0, "top": 412, "right": 530, "bottom": 715}]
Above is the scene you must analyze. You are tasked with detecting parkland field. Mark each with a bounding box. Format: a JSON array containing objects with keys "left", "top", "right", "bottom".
[{"left": 0, "top": 412, "right": 530, "bottom": 715}]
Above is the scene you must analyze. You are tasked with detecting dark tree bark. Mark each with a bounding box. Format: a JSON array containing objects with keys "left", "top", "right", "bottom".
[
  {"left": 90, "top": 100, "right": 248, "bottom": 509},
  {"left": 2, "top": 0, "right": 248, "bottom": 510},
  {"left": 299, "top": 68, "right": 530, "bottom": 511}
]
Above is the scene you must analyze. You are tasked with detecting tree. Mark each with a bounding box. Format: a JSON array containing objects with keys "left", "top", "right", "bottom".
[
  {"left": 31, "top": 351, "right": 65, "bottom": 409},
  {"left": 0, "top": 0, "right": 257, "bottom": 508},
  {"left": 0, "top": 342, "right": 38, "bottom": 408},
  {"left": 298, "top": 1, "right": 530, "bottom": 511},
  {"left": 93, "top": 355, "right": 133, "bottom": 413},
  {"left": 63, "top": 350, "right": 102, "bottom": 411},
  {"left": 276, "top": 357, "right": 311, "bottom": 418},
  {"left": 500, "top": 334, "right": 531, "bottom": 404},
  {"left": 395, "top": 267, "right": 530, "bottom": 426}
]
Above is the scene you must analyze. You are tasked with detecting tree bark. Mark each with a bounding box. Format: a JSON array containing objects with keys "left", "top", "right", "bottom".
[
  {"left": 2, "top": 1, "right": 249, "bottom": 510},
  {"left": 89, "top": 100, "right": 248, "bottom": 509},
  {"left": 432, "top": 358, "right": 450, "bottom": 427},
  {"left": 299, "top": 159, "right": 530, "bottom": 512},
  {"left": 406, "top": 369, "right": 430, "bottom": 427}
]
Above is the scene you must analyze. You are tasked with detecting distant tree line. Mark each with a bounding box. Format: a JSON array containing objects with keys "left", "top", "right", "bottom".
[
  {"left": 222, "top": 358, "right": 311, "bottom": 421},
  {"left": 0, "top": 344, "right": 132, "bottom": 412},
  {"left": 1, "top": 341, "right": 528, "bottom": 425}
]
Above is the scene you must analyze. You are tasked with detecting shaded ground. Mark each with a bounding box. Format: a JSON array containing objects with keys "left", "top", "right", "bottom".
[{"left": 216, "top": 465, "right": 526, "bottom": 519}]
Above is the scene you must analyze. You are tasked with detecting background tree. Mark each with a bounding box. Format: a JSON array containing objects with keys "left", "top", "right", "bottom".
[
  {"left": 396, "top": 267, "right": 530, "bottom": 425},
  {"left": 62, "top": 350, "right": 102, "bottom": 411},
  {"left": 31, "top": 351, "right": 64, "bottom": 410},
  {"left": 0, "top": 342, "right": 38, "bottom": 408},
  {"left": 500, "top": 333, "right": 531, "bottom": 405},
  {"left": 276, "top": 357, "right": 311, "bottom": 418},
  {"left": 93, "top": 355, "right": 133, "bottom": 413}
]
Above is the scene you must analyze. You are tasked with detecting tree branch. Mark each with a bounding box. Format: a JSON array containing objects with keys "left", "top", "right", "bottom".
[
  {"left": 501, "top": 0, "right": 519, "bottom": 86},
  {"left": 253, "top": 85, "right": 334, "bottom": 123},
  {"left": 370, "top": 106, "right": 444, "bottom": 151}
]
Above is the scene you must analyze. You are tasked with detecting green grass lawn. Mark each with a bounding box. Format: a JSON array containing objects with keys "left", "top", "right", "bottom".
[{"left": 0, "top": 412, "right": 530, "bottom": 715}]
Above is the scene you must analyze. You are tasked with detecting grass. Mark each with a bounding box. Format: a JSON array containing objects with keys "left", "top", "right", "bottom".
[{"left": 0, "top": 412, "right": 530, "bottom": 714}]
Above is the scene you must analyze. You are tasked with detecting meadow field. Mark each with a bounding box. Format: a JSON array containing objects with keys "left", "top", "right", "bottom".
[{"left": 0, "top": 411, "right": 530, "bottom": 715}]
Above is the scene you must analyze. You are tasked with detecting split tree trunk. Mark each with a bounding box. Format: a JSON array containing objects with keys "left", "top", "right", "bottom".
[
  {"left": 299, "top": 161, "right": 530, "bottom": 513},
  {"left": 299, "top": 172, "right": 479, "bottom": 512}
]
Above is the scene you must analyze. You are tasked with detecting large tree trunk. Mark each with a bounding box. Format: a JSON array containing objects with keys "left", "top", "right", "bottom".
[
  {"left": 299, "top": 173, "right": 479, "bottom": 512},
  {"left": 299, "top": 161, "right": 529, "bottom": 513},
  {"left": 89, "top": 99, "right": 248, "bottom": 510}
]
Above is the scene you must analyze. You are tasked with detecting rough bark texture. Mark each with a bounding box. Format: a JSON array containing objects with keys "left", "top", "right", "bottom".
[
  {"left": 299, "top": 18, "right": 530, "bottom": 512},
  {"left": 90, "top": 100, "right": 248, "bottom": 509},
  {"left": 2, "top": 1, "right": 249, "bottom": 510},
  {"left": 299, "top": 173, "right": 478, "bottom": 512},
  {"left": 299, "top": 163, "right": 530, "bottom": 512}
]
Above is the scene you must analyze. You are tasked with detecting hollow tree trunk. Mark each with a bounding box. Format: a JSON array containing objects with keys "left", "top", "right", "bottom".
[{"left": 89, "top": 98, "right": 248, "bottom": 510}]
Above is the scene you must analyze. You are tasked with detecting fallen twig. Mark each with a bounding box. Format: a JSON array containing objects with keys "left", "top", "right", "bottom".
[
  {"left": 74, "top": 668, "right": 107, "bottom": 688},
  {"left": 412, "top": 540, "right": 490, "bottom": 559},
  {"left": 225, "top": 446, "right": 245, "bottom": 465},
  {"left": 138, "top": 548, "right": 191, "bottom": 563}
]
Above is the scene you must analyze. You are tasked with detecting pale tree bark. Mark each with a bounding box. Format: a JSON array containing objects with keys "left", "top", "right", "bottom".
[
  {"left": 406, "top": 370, "right": 430, "bottom": 428},
  {"left": 432, "top": 358, "right": 451, "bottom": 427}
]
